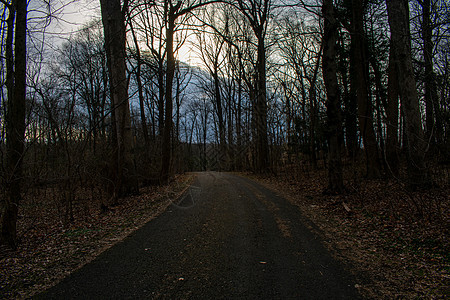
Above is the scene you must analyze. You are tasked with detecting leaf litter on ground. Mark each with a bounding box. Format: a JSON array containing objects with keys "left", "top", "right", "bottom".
[
  {"left": 0, "top": 174, "right": 194, "bottom": 299},
  {"left": 247, "top": 165, "right": 449, "bottom": 299}
]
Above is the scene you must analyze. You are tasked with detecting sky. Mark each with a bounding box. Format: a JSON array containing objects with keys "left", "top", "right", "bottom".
[
  {"left": 52, "top": 0, "right": 99, "bottom": 32},
  {"left": 42, "top": 0, "right": 200, "bottom": 65}
]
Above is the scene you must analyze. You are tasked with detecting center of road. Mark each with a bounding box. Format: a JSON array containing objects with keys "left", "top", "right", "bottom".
[{"left": 37, "top": 172, "right": 360, "bottom": 299}]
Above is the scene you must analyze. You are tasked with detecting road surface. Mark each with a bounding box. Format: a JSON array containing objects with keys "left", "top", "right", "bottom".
[{"left": 36, "top": 172, "right": 360, "bottom": 299}]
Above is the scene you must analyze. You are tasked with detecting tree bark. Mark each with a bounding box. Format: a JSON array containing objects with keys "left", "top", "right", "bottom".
[
  {"left": 255, "top": 33, "right": 269, "bottom": 172},
  {"left": 236, "top": 66, "right": 243, "bottom": 170},
  {"left": 157, "top": 59, "right": 165, "bottom": 135},
  {"left": 338, "top": 33, "right": 357, "bottom": 160},
  {"left": 306, "top": 43, "right": 323, "bottom": 168},
  {"left": 370, "top": 57, "right": 387, "bottom": 166},
  {"left": 1, "top": 0, "right": 26, "bottom": 249},
  {"left": 350, "top": 0, "right": 381, "bottom": 178},
  {"left": 422, "top": 0, "right": 438, "bottom": 145},
  {"left": 160, "top": 10, "right": 176, "bottom": 184},
  {"left": 213, "top": 71, "right": 227, "bottom": 169},
  {"left": 386, "top": 0, "right": 430, "bottom": 189},
  {"left": 322, "top": 0, "right": 344, "bottom": 193},
  {"left": 100, "top": 0, "right": 137, "bottom": 197},
  {"left": 385, "top": 46, "right": 400, "bottom": 177}
]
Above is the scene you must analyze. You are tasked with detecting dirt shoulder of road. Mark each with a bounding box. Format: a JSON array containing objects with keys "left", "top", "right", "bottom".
[
  {"left": 246, "top": 169, "right": 449, "bottom": 299},
  {"left": 0, "top": 174, "right": 195, "bottom": 300}
]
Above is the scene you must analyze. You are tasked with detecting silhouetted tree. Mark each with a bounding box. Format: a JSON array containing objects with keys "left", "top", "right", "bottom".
[
  {"left": 386, "top": 0, "right": 430, "bottom": 189},
  {"left": 100, "top": 0, "right": 138, "bottom": 197},
  {"left": 1, "top": 0, "right": 27, "bottom": 249},
  {"left": 322, "top": 0, "right": 344, "bottom": 193}
]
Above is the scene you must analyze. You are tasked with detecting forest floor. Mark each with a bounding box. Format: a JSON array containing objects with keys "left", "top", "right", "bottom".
[
  {"left": 0, "top": 174, "right": 195, "bottom": 299},
  {"left": 248, "top": 164, "right": 449, "bottom": 299},
  {"left": 1, "top": 166, "right": 448, "bottom": 299}
]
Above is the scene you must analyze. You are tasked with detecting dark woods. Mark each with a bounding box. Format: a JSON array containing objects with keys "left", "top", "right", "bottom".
[{"left": 1, "top": 0, "right": 449, "bottom": 249}]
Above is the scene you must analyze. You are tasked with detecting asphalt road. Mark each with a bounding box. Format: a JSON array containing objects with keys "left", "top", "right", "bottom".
[{"left": 36, "top": 172, "right": 360, "bottom": 299}]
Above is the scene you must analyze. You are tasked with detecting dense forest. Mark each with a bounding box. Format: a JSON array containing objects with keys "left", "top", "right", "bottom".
[{"left": 0, "top": 0, "right": 449, "bottom": 296}]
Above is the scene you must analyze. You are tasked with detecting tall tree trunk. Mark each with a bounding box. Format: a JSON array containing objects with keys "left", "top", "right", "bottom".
[
  {"left": 307, "top": 44, "right": 322, "bottom": 168},
  {"left": 338, "top": 34, "right": 357, "bottom": 160},
  {"left": 386, "top": 0, "right": 430, "bottom": 189},
  {"left": 157, "top": 59, "right": 165, "bottom": 135},
  {"left": 227, "top": 84, "right": 234, "bottom": 169},
  {"left": 255, "top": 33, "right": 269, "bottom": 172},
  {"left": 129, "top": 19, "right": 150, "bottom": 145},
  {"left": 309, "top": 85, "right": 317, "bottom": 168},
  {"left": 236, "top": 68, "right": 243, "bottom": 170},
  {"left": 370, "top": 57, "right": 387, "bottom": 167},
  {"left": 422, "top": 0, "right": 437, "bottom": 145},
  {"left": 386, "top": 46, "right": 400, "bottom": 177},
  {"left": 283, "top": 86, "right": 292, "bottom": 163},
  {"left": 100, "top": 0, "right": 137, "bottom": 197},
  {"left": 1, "top": 0, "right": 26, "bottom": 249},
  {"left": 322, "top": 0, "right": 344, "bottom": 193},
  {"left": 213, "top": 71, "right": 227, "bottom": 169},
  {"left": 160, "top": 13, "right": 176, "bottom": 183},
  {"left": 174, "top": 66, "right": 181, "bottom": 173},
  {"left": 350, "top": 0, "right": 381, "bottom": 178},
  {"left": 344, "top": 82, "right": 358, "bottom": 160}
]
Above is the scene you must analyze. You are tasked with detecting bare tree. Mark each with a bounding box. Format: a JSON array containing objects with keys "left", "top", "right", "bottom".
[
  {"left": 231, "top": 0, "right": 272, "bottom": 172},
  {"left": 1, "top": 0, "right": 27, "bottom": 249},
  {"left": 322, "top": 0, "right": 344, "bottom": 193},
  {"left": 194, "top": 10, "right": 229, "bottom": 168},
  {"left": 348, "top": 0, "right": 381, "bottom": 178},
  {"left": 385, "top": 45, "right": 400, "bottom": 177},
  {"left": 420, "top": 0, "right": 437, "bottom": 145},
  {"left": 386, "top": 0, "right": 430, "bottom": 189},
  {"left": 275, "top": 15, "right": 322, "bottom": 167},
  {"left": 147, "top": 0, "right": 220, "bottom": 182},
  {"left": 128, "top": 14, "right": 150, "bottom": 146},
  {"left": 100, "top": 0, "right": 137, "bottom": 197}
]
